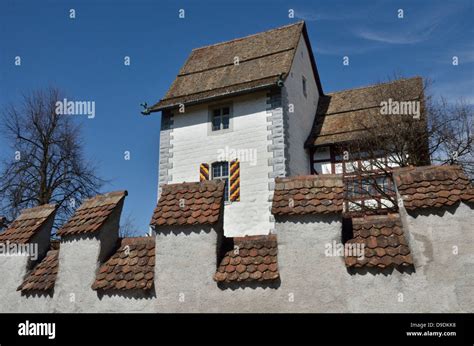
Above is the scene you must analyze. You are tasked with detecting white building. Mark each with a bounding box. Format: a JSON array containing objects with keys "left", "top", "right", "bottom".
[
  {"left": 148, "top": 21, "right": 427, "bottom": 235},
  {"left": 148, "top": 22, "right": 322, "bottom": 236}
]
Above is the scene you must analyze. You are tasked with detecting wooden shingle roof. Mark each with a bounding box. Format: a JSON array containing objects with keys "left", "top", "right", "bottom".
[
  {"left": 56, "top": 191, "right": 127, "bottom": 237},
  {"left": 150, "top": 21, "right": 322, "bottom": 111},
  {"left": 306, "top": 77, "right": 424, "bottom": 147}
]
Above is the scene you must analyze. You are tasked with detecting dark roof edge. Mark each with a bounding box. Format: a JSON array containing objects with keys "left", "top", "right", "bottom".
[
  {"left": 301, "top": 22, "right": 324, "bottom": 97},
  {"left": 149, "top": 81, "right": 279, "bottom": 113}
]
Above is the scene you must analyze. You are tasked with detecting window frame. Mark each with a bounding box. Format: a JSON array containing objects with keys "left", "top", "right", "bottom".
[
  {"left": 208, "top": 103, "right": 233, "bottom": 135},
  {"left": 211, "top": 161, "right": 230, "bottom": 202}
]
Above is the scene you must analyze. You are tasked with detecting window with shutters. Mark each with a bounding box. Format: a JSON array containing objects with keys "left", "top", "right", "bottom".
[{"left": 211, "top": 161, "right": 229, "bottom": 201}]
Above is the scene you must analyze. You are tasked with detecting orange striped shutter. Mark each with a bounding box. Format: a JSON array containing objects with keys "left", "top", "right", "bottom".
[{"left": 229, "top": 159, "right": 240, "bottom": 202}]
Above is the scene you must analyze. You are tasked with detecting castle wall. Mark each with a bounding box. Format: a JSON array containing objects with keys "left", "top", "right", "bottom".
[{"left": 0, "top": 203, "right": 472, "bottom": 312}]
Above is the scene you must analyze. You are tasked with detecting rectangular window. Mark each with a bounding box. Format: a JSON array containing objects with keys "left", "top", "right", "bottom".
[
  {"left": 212, "top": 161, "right": 229, "bottom": 201},
  {"left": 302, "top": 76, "right": 307, "bottom": 97},
  {"left": 211, "top": 106, "right": 231, "bottom": 132}
]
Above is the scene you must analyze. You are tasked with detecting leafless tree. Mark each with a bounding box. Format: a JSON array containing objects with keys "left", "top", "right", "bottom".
[
  {"left": 429, "top": 98, "right": 473, "bottom": 176},
  {"left": 119, "top": 213, "right": 139, "bottom": 238},
  {"left": 0, "top": 87, "right": 104, "bottom": 233}
]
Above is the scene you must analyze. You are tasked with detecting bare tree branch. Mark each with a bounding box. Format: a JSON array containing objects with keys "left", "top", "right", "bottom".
[{"left": 0, "top": 87, "right": 106, "bottom": 233}]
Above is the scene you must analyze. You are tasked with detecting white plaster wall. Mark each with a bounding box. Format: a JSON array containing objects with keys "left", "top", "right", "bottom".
[
  {"left": 167, "top": 92, "right": 274, "bottom": 237},
  {"left": 283, "top": 34, "right": 320, "bottom": 176},
  {"left": 154, "top": 225, "right": 221, "bottom": 312},
  {"left": 276, "top": 215, "right": 348, "bottom": 312},
  {"left": 54, "top": 236, "right": 102, "bottom": 312},
  {"left": 400, "top": 202, "right": 474, "bottom": 312},
  {"left": 0, "top": 255, "right": 29, "bottom": 311}
]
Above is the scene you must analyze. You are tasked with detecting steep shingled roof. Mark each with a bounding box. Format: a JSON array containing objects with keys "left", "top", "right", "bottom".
[
  {"left": 150, "top": 21, "right": 322, "bottom": 111},
  {"left": 345, "top": 214, "right": 413, "bottom": 269},
  {"left": 272, "top": 175, "right": 344, "bottom": 215},
  {"left": 57, "top": 191, "right": 127, "bottom": 237},
  {"left": 92, "top": 237, "right": 155, "bottom": 291},
  {"left": 394, "top": 165, "right": 474, "bottom": 210},
  {"left": 17, "top": 250, "right": 59, "bottom": 292},
  {"left": 306, "top": 77, "right": 424, "bottom": 147},
  {"left": 150, "top": 180, "right": 225, "bottom": 227},
  {"left": 0, "top": 204, "right": 56, "bottom": 244},
  {"left": 214, "top": 235, "right": 279, "bottom": 283}
]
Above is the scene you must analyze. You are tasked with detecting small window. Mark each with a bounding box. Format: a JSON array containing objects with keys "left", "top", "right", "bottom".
[
  {"left": 302, "top": 76, "right": 307, "bottom": 98},
  {"left": 211, "top": 106, "right": 230, "bottom": 131},
  {"left": 212, "top": 161, "right": 229, "bottom": 201}
]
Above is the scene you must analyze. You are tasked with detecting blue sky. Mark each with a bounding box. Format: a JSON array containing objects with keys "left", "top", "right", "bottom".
[{"left": 1, "top": 0, "right": 473, "bottom": 235}]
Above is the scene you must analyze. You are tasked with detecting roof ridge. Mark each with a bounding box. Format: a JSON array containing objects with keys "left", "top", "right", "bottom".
[
  {"left": 78, "top": 190, "right": 127, "bottom": 209},
  {"left": 325, "top": 76, "right": 422, "bottom": 96},
  {"left": 191, "top": 21, "right": 304, "bottom": 52},
  {"left": 178, "top": 47, "right": 294, "bottom": 77},
  {"left": 21, "top": 204, "right": 57, "bottom": 212}
]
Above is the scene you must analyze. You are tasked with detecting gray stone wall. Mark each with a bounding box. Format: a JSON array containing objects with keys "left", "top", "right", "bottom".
[
  {"left": 158, "top": 111, "right": 174, "bottom": 199},
  {"left": 0, "top": 203, "right": 472, "bottom": 312},
  {"left": 266, "top": 88, "right": 289, "bottom": 182}
]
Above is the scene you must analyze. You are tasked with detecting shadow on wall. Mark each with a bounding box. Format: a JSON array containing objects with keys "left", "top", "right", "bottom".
[
  {"left": 341, "top": 217, "right": 353, "bottom": 245},
  {"left": 347, "top": 266, "right": 415, "bottom": 277},
  {"left": 20, "top": 289, "right": 54, "bottom": 298},
  {"left": 276, "top": 214, "right": 341, "bottom": 225},
  {"left": 409, "top": 202, "right": 472, "bottom": 218},
  {"left": 217, "top": 278, "right": 281, "bottom": 291},
  {"left": 97, "top": 288, "right": 157, "bottom": 300}
]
